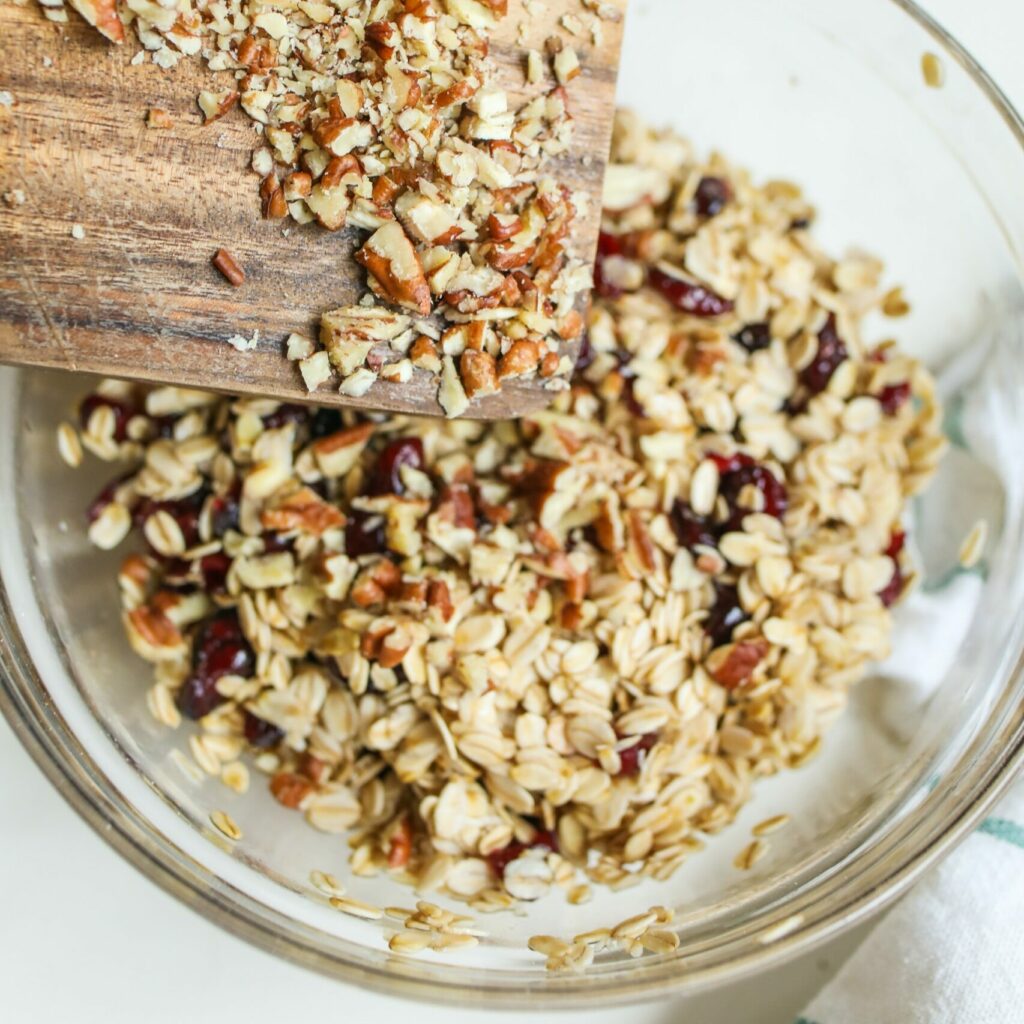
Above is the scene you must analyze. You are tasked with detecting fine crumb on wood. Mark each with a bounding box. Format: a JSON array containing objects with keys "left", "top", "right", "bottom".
[
  {"left": 227, "top": 330, "right": 259, "bottom": 352},
  {"left": 146, "top": 107, "right": 174, "bottom": 129}
]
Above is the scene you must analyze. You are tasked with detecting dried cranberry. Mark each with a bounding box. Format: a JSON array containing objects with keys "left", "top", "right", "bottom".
[
  {"left": 79, "top": 394, "right": 135, "bottom": 442},
  {"left": 210, "top": 490, "right": 241, "bottom": 537},
  {"left": 177, "top": 611, "right": 255, "bottom": 720},
  {"left": 262, "top": 532, "right": 294, "bottom": 553},
  {"left": 885, "top": 530, "right": 906, "bottom": 559},
  {"left": 878, "top": 530, "right": 906, "bottom": 608},
  {"left": 708, "top": 452, "right": 755, "bottom": 474},
  {"left": 135, "top": 490, "right": 205, "bottom": 548},
  {"left": 733, "top": 321, "right": 772, "bottom": 353},
  {"left": 151, "top": 414, "right": 179, "bottom": 439},
  {"left": 878, "top": 566, "right": 904, "bottom": 608},
  {"left": 649, "top": 267, "right": 734, "bottom": 318},
  {"left": 243, "top": 710, "right": 284, "bottom": 749},
  {"left": 262, "top": 404, "right": 309, "bottom": 430},
  {"left": 878, "top": 382, "right": 911, "bottom": 415},
  {"left": 704, "top": 583, "right": 748, "bottom": 648},
  {"left": 720, "top": 465, "right": 788, "bottom": 524},
  {"left": 345, "top": 510, "right": 387, "bottom": 557},
  {"left": 594, "top": 231, "right": 624, "bottom": 299},
  {"left": 86, "top": 472, "right": 132, "bottom": 523},
  {"left": 707, "top": 453, "right": 788, "bottom": 527},
  {"left": 199, "top": 552, "right": 231, "bottom": 592},
  {"left": 694, "top": 176, "right": 732, "bottom": 217},
  {"left": 670, "top": 502, "right": 718, "bottom": 551},
  {"left": 800, "top": 314, "right": 848, "bottom": 396},
  {"left": 486, "top": 828, "right": 559, "bottom": 878},
  {"left": 368, "top": 437, "right": 424, "bottom": 497},
  {"left": 309, "top": 408, "right": 344, "bottom": 441},
  {"left": 617, "top": 732, "right": 658, "bottom": 776},
  {"left": 575, "top": 332, "right": 595, "bottom": 372},
  {"left": 620, "top": 376, "right": 646, "bottom": 419}
]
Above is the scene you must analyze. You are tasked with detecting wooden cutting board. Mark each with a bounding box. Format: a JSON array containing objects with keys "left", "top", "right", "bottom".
[{"left": 0, "top": 1, "right": 624, "bottom": 417}]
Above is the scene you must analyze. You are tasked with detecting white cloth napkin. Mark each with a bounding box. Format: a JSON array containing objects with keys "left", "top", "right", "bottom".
[
  {"left": 798, "top": 782, "right": 1024, "bottom": 1024},
  {"left": 800, "top": 325, "right": 1024, "bottom": 1024}
]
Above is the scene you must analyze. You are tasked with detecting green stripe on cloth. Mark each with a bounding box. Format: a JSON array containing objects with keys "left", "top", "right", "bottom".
[
  {"left": 794, "top": 1017, "right": 821, "bottom": 1024},
  {"left": 978, "top": 816, "right": 1024, "bottom": 850}
]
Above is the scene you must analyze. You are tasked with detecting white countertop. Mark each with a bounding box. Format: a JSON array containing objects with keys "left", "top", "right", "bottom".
[{"left": 3, "top": 1, "right": 1021, "bottom": 1020}]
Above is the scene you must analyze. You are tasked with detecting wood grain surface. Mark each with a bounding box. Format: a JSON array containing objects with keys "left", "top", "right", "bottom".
[{"left": 0, "top": 2, "right": 623, "bottom": 417}]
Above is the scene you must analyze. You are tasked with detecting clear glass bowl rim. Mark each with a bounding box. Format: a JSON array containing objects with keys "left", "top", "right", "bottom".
[{"left": 4, "top": 0, "right": 1024, "bottom": 1008}]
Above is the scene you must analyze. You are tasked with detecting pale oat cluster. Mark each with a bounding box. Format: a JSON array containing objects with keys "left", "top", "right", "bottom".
[
  {"left": 63, "top": 112, "right": 944, "bottom": 926},
  {"left": 41, "top": 0, "right": 610, "bottom": 414}
]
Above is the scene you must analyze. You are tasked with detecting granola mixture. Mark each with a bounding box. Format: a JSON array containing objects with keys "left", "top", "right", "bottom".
[
  {"left": 41, "top": 0, "right": 612, "bottom": 413},
  {"left": 65, "top": 111, "right": 944, "bottom": 910}
]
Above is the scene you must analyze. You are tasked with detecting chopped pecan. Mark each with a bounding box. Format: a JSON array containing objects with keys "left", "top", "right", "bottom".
[
  {"left": 283, "top": 171, "right": 312, "bottom": 200},
  {"left": 707, "top": 639, "right": 769, "bottom": 690},
  {"left": 146, "top": 107, "right": 173, "bottom": 129},
  {"left": 312, "top": 422, "right": 374, "bottom": 477},
  {"left": 355, "top": 222, "right": 432, "bottom": 315},
  {"left": 69, "top": 0, "right": 125, "bottom": 44},
  {"left": 320, "top": 154, "right": 362, "bottom": 190},
  {"left": 261, "top": 485, "right": 346, "bottom": 536},
  {"left": 437, "top": 483, "right": 476, "bottom": 529},
  {"left": 212, "top": 248, "right": 246, "bottom": 287},
  {"left": 427, "top": 579, "right": 454, "bottom": 621},
  {"left": 260, "top": 174, "right": 287, "bottom": 219},
  {"left": 459, "top": 350, "right": 498, "bottom": 398},
  {"left": 270, "top": 772, "right": 314, "bottom": 808},
  {"left": 410, "top": 334, "right": 442, "bottom": 373},
  {"left": 539, "top": 351, "right": 560, "bottom": 377},
  {"left": 497, "top": 339, "right": 541, "bottom": 379},
  {"left": 372, "top": 175, "right": 402, "bottom": 209}
]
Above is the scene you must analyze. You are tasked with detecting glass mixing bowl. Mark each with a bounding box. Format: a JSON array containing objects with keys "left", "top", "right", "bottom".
[{"left": 3, "top": 0, "right": 1024, "bottom": 1008}]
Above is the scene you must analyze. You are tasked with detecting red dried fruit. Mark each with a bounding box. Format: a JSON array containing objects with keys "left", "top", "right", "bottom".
[
  {"left": 594, "top": 230, "right": 624, "bottom": 299},
  {"left": 705, "top": 583, "right": 748, "bottom": 648},
  {"left": 309, "top": 408, "right": 344, "bottom": 440},
  {"left": 262, "top": 404, "right": 309, "bottom": 430},
  {"left": 694, "top": 175, "right": 732, "bottom": 217},
  {"left": 719, "top": 463, "right": 788, "bottom": 523},
  {"left": 878, "top": 566, "right": 904, "bottom": 608},
  {"left": 486, "top": 827, "right": 558, "bottom": 878},
  {"left": 210, "top": 489, "right": 241, "bottom": 536},
  {"left": 345, "top": 510, "right": 387, "bottom": 557},
  {"left": 617, "top": 732, "right": 658, "bottom": 776},
  {"left": 878, "top": 382, "right": 911, "bottom": 415},
  {"left": 879, "top": 529, "right": 906, "bottom": 607},
  {"left": 86, "top": 472, "right": 133, "bottom": 523},
  {"left": 885, "top": 530, "right": 906, "bottom": 559},
  {"left": 79, "top": 394, "right": 136, "bottom": 442},
  {"left": 243, "top": 710, "right": 284, "bottom": 749},
  {"left": 199, "top": 552, "right": 231, "bottom": 592},
  {"left": 669, "top": 501, "right": 718, "bottom": 552},
  {"left": 733, "top": 321, "right": 772, "bottom": 353},
  {"left": 262, "top": 532, "right": 294, "bottom": 553},
  {"left": 800, "top": 314, "right": 848, "bottom": 395},
  {"left": 135, "top": 490, "right": 206, "bottom": 548},
  {"left": 368, "top": 437, "right": 425, "bottom": 496},
  {"left": 177, "top": 610, "right": 255, "bottom": 720},
  {"left": 649, "top": 266, "right": 734, "bottom": 318}
]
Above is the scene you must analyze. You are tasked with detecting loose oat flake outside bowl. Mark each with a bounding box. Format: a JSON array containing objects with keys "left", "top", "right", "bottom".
[{"left": 3, "top": 0, "right": 1024, "bottom": 1009}]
